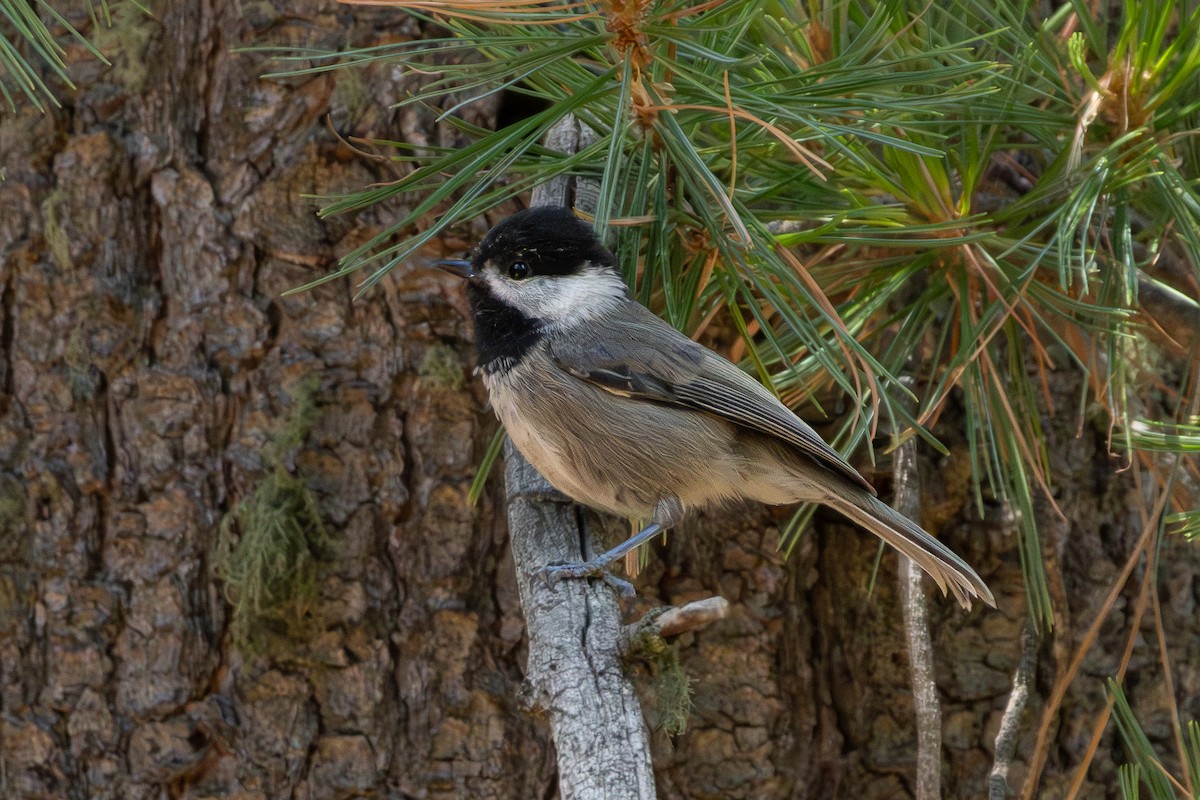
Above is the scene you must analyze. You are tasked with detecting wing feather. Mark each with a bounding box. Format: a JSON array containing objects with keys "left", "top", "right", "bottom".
[{"left": 549, "top": 304, "right": 874, "bottom": 493}]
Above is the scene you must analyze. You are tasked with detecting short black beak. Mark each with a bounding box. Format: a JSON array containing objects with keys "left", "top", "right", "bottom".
[{"left": 435, "top": 259, "right": 475, "bottom": 279}]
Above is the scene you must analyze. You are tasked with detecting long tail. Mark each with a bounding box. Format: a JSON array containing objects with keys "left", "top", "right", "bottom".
[{"left": 827, "top": 491, "right": 995, "bottom": 610}]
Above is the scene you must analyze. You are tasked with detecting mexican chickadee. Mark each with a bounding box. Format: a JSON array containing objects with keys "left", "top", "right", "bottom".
[{"left": 439, "top": 206, "right": 994, "bottom": 609}]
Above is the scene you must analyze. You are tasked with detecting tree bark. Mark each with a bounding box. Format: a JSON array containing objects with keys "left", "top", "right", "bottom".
[{"left": 0, "top": 3, "right": 1197, "bottom": 799}]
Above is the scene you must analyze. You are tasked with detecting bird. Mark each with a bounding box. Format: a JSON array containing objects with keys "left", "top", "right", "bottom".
[{"left": 437, "top": 206, "right": 994, "bottom": 609}]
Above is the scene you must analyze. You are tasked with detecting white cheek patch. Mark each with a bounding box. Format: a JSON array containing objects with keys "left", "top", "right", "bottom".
[
  {"left": 534, "top": 265, "right": 628, "bottom": 327},
  {"left": 481, "top": 271, "right": 524, "bottom": 308},
  {"left": 482, "top": 263, "right": 627, "bottom": 328}
]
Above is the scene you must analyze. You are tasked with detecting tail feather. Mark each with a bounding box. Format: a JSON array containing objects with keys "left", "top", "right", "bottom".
[{"left": 828, "top": 492, "right": 995, "bottom": 610}]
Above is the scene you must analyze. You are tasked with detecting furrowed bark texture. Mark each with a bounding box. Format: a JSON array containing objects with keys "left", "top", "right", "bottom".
[{"left": 0, "top": 3, "right": 1197, "bottom": 799}]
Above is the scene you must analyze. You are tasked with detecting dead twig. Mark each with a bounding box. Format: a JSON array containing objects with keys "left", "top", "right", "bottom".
[
  {"left": 990, "top": 626, "right": 1038, "bottom": 800},
  {"left": 894, "top": 426, "right": 941, "bottom": 800}
]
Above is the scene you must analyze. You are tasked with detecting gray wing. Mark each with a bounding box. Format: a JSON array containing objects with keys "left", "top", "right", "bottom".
[{"left": 549, "top": 303, "right": 874, "bottom": 494}]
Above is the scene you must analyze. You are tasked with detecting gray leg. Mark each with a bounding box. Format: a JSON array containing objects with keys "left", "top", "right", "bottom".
[{"left": 536, "top": 498, "right": 682, "bottom": 597}]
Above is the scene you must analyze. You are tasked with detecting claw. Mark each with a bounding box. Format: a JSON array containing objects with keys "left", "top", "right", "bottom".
[
  {"left": 535, "top": 561, "right": 635, "bottom": 598},
  {"left": 601, "top": 572, "right": 636, "bottom": 597}
]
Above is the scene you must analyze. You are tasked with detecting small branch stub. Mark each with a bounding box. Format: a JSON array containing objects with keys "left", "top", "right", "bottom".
[{"left": 622, "top": 597, "right": 730, "bottom": 652}]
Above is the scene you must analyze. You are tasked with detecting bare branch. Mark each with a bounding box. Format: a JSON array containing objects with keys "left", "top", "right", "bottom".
[
  {"left": 895, "top": 432, "right": 941, "bottom": 800},
  {"left": 990, "top": 626, "right": 1037, "bottom": 800}
]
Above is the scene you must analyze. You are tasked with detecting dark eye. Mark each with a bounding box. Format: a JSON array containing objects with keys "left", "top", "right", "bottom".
[{"left": 508, "top": 261, "right": 529, "bottom": 280}]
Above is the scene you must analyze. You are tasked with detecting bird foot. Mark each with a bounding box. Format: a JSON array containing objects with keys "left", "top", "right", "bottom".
[{"left": 536, "top": 561, "right": 636, "bottom": 598}]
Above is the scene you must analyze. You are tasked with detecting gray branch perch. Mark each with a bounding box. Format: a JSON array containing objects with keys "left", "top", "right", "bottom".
[{"left": 505, "top": 115, "right": 656, "bottom": 799}]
